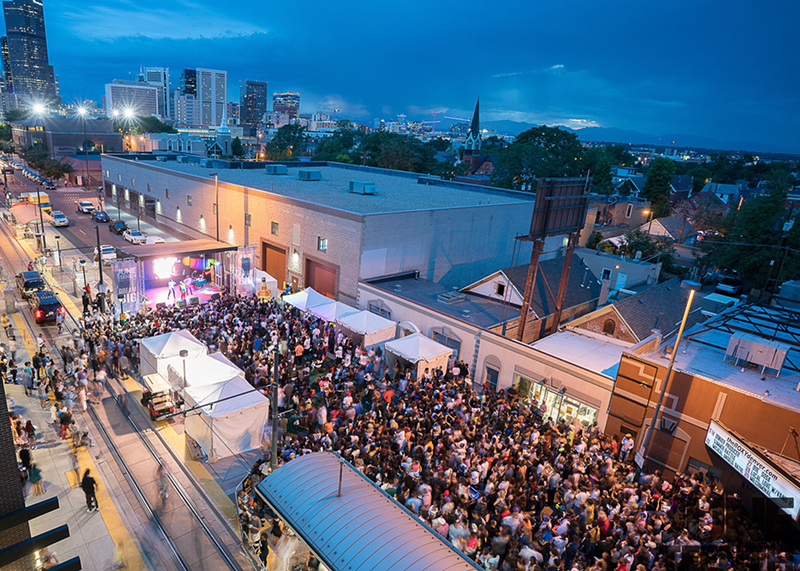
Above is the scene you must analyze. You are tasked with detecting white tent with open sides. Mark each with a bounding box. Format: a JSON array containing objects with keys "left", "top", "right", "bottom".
[
  {"left": 166, "top": 352, "right": 243, "bottom": 391},
  {"left": 384, "top": 333, "right": 453, "bottom": 379},
  {"left": 309, "top": 300, "right": 358, "bottom": 322},
  {"left": 183, "top": 375, "right": 269, "bottom": 462},
  {"left": 282, "top": 287, "right": 333, "bottom": 312},
  {"left": 336, "top": 310, "right": 397, "bottom": 348},
  {"left": 139, "top": 330, "right": 208, "bottom": 378}
]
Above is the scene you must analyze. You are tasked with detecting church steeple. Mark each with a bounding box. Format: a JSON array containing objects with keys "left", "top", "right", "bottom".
[{"left": 464, "top": 97, "right": 481, "bottom": 156}]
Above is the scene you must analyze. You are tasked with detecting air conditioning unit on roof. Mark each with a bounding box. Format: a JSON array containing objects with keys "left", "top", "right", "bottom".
[
  {"left": 349, "top": 180, "right": 376, "bottom": 195},
  {"left": 298, "top": 169, "right": 322, "bottom": 181},
  {"left": 266, "top": 164, "right": 288, "bottom": 175}
]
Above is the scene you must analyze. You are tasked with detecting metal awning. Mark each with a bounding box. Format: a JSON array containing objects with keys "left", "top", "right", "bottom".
[
  {"left": 256, "top": 452, "right": 481, "bottom": 571},
  {"left": 115, "top": 239, "right": 237, "bottom": 261},
  {"left": 10, "top": 203, "right": 53, "bottom": 225}
]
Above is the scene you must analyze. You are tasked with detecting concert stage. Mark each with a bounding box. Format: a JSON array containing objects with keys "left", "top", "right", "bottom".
[{"left": 145, "top": 282, "right": 223, "bottom": 309}]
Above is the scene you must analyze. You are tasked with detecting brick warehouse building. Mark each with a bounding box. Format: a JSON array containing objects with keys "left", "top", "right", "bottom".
[{"left": 100, "top": 156, "right": 539, "bottom": 304}]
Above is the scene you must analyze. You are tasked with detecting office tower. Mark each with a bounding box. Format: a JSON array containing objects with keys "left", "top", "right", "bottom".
[
  {"left": 1, "top": 36, "right": 11, "bottom": 91},
  {"left": 172, "top": 88, "right": 200, "bottom": 126},
  {"left": 226, "top": 101, "right": 239, "bottom": 122},
  {"left": 273, "top": 92, "right": 299, "bottom": 119},
  {"left": 140, "top": 66, "right": 170, "bottom": 119},
  {"left": 177, "top": 67, "right": 226, "bottom": 125},
  {"left": 239, "top": 79, "right": 267, "bottom": 127},
  {"left": 2, "top": 0, "right": 59, "bottom": 103},
  {"left": 104, "top": 80, "right": 159, "bottom": 117}
]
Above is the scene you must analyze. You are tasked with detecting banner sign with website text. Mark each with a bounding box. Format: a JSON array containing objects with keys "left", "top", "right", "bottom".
[{"left": 706, "top": 419, "right": 799, "bottom": 519}]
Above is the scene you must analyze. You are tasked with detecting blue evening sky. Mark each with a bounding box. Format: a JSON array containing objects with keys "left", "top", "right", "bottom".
[{"left": 33, "top": 0, "right": 800, "bottom": 152}]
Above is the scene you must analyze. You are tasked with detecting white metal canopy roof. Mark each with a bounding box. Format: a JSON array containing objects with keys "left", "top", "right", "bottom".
[{"left": 255, "top": 452, "right": 481, "bottom": 571}]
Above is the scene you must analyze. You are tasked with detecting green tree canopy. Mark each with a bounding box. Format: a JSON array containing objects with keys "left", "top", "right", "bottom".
[
  {"left": 231, "top": 136, "right": 244, "bottom": 157},
  {"left": 119, "top": 115, "right": 177, "bottom": 135},
  {"left": 4, "top": 109, "right": 28, "bottom": 122},
  {"left": 271, "top": 123, "right": 308, "bottom": 156},
  {"left": 492, "top": 126, "right": 584, "bottom": 190},
  {"left": 642, "top": 157, "right": 676, "bottom": 217},
  {"left": 355, "top": 131, "right": 435, "bottom": 173}
]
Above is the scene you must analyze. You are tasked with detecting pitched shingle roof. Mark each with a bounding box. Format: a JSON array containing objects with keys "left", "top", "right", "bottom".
[
  {"left": 506, "top": 257, "right": 600, "bottom": 318},
  {"left": 612, "top": 278, "right": 706, "bottom": 341}
]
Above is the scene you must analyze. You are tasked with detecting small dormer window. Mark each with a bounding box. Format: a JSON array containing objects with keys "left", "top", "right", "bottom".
[{"left": 495, "top": 283, "right": 506, "bottom": 296}]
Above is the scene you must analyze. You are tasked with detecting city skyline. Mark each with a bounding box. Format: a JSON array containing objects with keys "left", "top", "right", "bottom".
[{"left": 4, "top": 0, "right": 800, "bottom": 153}]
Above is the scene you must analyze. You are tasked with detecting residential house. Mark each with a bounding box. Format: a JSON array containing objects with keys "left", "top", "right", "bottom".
[
  {"left": 637, "top": 214, "right": 698, "bottom": 246},
  {"left": 702, "top": 182, "right": 739, "bottom": 205},
  {"left": 590, "top": 194, "right": 651, "bottom": 238}
]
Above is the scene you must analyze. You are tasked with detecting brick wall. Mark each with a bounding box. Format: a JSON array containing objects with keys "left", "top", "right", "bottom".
[{"left": 574, "top": 308, "right": 637, "bottom": 343}]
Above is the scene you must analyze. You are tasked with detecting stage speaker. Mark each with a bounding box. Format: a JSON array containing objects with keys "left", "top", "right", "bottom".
[
  {"left": 156, "top": 303, "right": 166, "bottom": 310},
  {"left": 210, "top": 293, "right": 221, "bottom": 301},
  {"left": 189, "top": 296, "right": 199, "bottom": 306},
  {"left": 176, "top": 299, "right": 187, "bottom": 308}
]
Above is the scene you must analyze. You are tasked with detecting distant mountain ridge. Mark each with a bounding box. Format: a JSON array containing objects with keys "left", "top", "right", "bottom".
[{"left": 477, "top": 120, "right": 797, "bottom": 156}]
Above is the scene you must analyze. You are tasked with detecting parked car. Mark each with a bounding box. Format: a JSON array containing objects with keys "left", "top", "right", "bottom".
[
  {"left": 109, "top": 220, "right": 128, "bottom": 235},
  {"left": 715, "top": 270, "right": 744, "bottom": 296},
  {"left": 94, "top": 244, "right": 117, "bottom": 263},
  {"left": 91, "top": 210, "right": 110, "bottom": 223},
  {"left": 77, "top": 200, "right": 95, "bottom": 214},
  {"left": 29, "top": 291, "right": 65, "bottom": 324},
  {"left": 16, "top": 271, "right": 46, "bottom": 299},
  {"left": 50, "top": 211, "right": 69, "bottom": 227},
  {"left": 123, "top": 230, "right": 146, "bottom": 244},
  {"left": 43, "top": 181, "right": 55, "bottom": 190}
]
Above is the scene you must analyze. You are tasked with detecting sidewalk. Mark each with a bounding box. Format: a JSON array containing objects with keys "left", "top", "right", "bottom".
[{"left": 3, "top": 330, "right": 149, "bottom": 571}]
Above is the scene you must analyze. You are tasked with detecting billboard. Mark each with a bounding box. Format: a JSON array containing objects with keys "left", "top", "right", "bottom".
[
  {"left": 111, "top": 259, "right": 140, "bottom": 315},
  {"left": 706, "top": 419, "right": 800, "bottom": 519}
]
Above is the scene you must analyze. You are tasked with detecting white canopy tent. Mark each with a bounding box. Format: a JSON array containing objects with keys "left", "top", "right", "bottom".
[
  {"left": 309, "top": 300, "right": 358, "bottom": 322},
  {"left": 184, "top": 375, "right": 269, "bottom": 462},
  {"left": 139, "top": 330, "right": 208, "bottom": 378},
  {"left": 282, "top": 287, "right": 333, "bottom": 312},
  {"left": 166, "top": 352, "right": 243, "bottom": 391},
  {"left": 336, "top": 310, "right": 397, "bottom": 348},
  {"left": 384, "top": 333, "right": 453, "bottom": 379}
]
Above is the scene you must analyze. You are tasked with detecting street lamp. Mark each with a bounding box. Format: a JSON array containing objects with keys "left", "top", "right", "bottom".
[
  {"left": 54, "top": 234, "right": 62, "bottom": 269},
  {"left": 79, "top": 259, "right": 87, "bottom": 287},
  {"left": 77, "top": 106, "right": 91, "bottom": 190},
  {"left": 637, "top": 282, "right": 700, "bottom": 476},
  {"left": 209, "top": 173, "right": 219, "bottom": 242},
  {"left": 644, "top": 209, "right": 654, "bottom": 234},
  {"left": 270, "top": 339, "right": 288, "bottom": 472}
]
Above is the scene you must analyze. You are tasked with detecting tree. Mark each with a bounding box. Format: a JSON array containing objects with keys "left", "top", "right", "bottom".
[
  {"left": 604, "top": 144, "right": 636, "bottom": 167},
  {"left": 492, "top": 126, "right": 584, "bottom": 190},
  {"left": 701, "top": 188, "right": 799, "bottom": 290},
  {"left": 582, "top": 146, "right": 613, "bottom": 194},
  {"left": 355, "top": 131, "right": 435, "bottom": 173},
  {"left": 4, "top": 109, "right": 28, "bottom": 122},
  {"left": 124, "top": 115, "right": 177, "bottom": 135},
  {"left": 231, "top": 137, "right": 245, "bottom": 158},
  {"left": 0, "top": 122, "right": 11, "bottom": 141},
  {"left": 620, "top": 229, "right": 675, "bottom": 273},
  {"left": 271, "top": 123, "right": 308, "bottom": 156},
  {"left": 642, "top": 157, "right": 676, "bottom": 217}
]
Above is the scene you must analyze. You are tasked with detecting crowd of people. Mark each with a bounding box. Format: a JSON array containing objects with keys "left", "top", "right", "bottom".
[{"left": 21, "top": 290, "right": 796, "bottom": 571}]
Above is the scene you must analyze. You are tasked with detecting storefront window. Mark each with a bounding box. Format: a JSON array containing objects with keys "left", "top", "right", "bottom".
[{"left": 514, "top": 374, "right": 598, "bottom": 427}]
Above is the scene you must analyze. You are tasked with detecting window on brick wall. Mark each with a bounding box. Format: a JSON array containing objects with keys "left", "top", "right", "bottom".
[
  {"left": 187, "top": 195, "right": 192, "bottom": 206},
  {"left": 271, "top": 222, "right": 279, "bottom": 235},
  {"left": 165, "top": 188, "right": 170, "bottom": 198},
  {"left": 317, "top": 237, "right": 328, "bottom": 252}
]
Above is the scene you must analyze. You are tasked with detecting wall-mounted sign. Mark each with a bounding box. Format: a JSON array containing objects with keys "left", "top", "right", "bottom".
[{"left": 706, "top": 419, "right": 799, "bottom": 519}]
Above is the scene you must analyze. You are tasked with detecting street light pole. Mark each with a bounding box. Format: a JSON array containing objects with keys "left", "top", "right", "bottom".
[
  {"left": 637, "top": 286, "right": 698, "bottom": 477},
  {"left": 55, "top": 235, "right": 61, "bottom": 269},
  {"left": 78, "top": 107, "right": 90, "bottom": 190},
  {"left": 95, "top": 225, "right": 106, "bottom": 313},
  {"left": 35, "top": 185, "right": 46, "bottom": 252},
  {"left": 271, "top": 345, "right": 280, "bottom": 471}
]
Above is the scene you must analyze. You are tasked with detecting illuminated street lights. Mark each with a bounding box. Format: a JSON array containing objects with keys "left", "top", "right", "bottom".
[{"left": 644, "top": 209, "right": 654, "bottom": 233}]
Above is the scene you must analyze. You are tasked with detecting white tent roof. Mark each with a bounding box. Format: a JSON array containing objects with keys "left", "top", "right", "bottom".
[
  {"left": 184, "top": 375, "right": 266, "bottom": 416},
  {"left": 385, "top": 333, "right": 452, "bottom": 363},
  {"left": 310, "top": 301, "right": 358, "bottom": 322},
  {"left": 283, "top": 287, "right": 333, "bottom": 312},
  {"left": 168, "top": 352, "right": 243, "bottom": 388},
  {"left": 140, "top": 329, "right": 207, "bottom": 359},
  {"left": 336, "top": 310, "right": 396, "bottom": 335}
]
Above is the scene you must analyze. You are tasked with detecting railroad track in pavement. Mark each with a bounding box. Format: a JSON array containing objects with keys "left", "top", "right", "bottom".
[{"left": 0, "top": 216, "right": 250, "bottom": 571}]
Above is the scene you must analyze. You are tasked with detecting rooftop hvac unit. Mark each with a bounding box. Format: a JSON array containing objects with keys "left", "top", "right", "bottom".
[
  {"left": 437, "top": 291, "right": 465, "bottom": 305},
  {"left": 725, "top": 332, "right": 789, "bottom": 376},
  {"left": 266, "top": 164, "right": 288, "bottom": 175},
  {"left": 349, "top": 180, "right": 377, "bottom": 195},
  {"left": 176, "top": 155, "right": 187, "bottom": 163},
  {"left": 298, "top": 169, "right": 322, "bottom": 181}
]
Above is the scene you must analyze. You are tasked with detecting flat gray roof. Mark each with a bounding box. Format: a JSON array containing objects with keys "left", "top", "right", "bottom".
[{"left": 109, "top": 157, "right": 534, "bottom": 215}]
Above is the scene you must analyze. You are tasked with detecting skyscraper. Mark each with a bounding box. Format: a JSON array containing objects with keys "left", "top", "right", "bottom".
[
  {"left": 177, "top": 67, "right": 226, "bottom": 126},
  {"left": 140, "top": 66, "right": 170, "bottom": 119},
  {"left": 239, "top": 79, "right": 267, "bottom": 129},
  {"left": 2, "top": 0, "right": 59, "bottom": 103},
  {"left": 104, "top": 80, "right": 159, "bottom": 117},
  {"left": 273, "top": 92, "right": 299, "bottom": 119}
]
